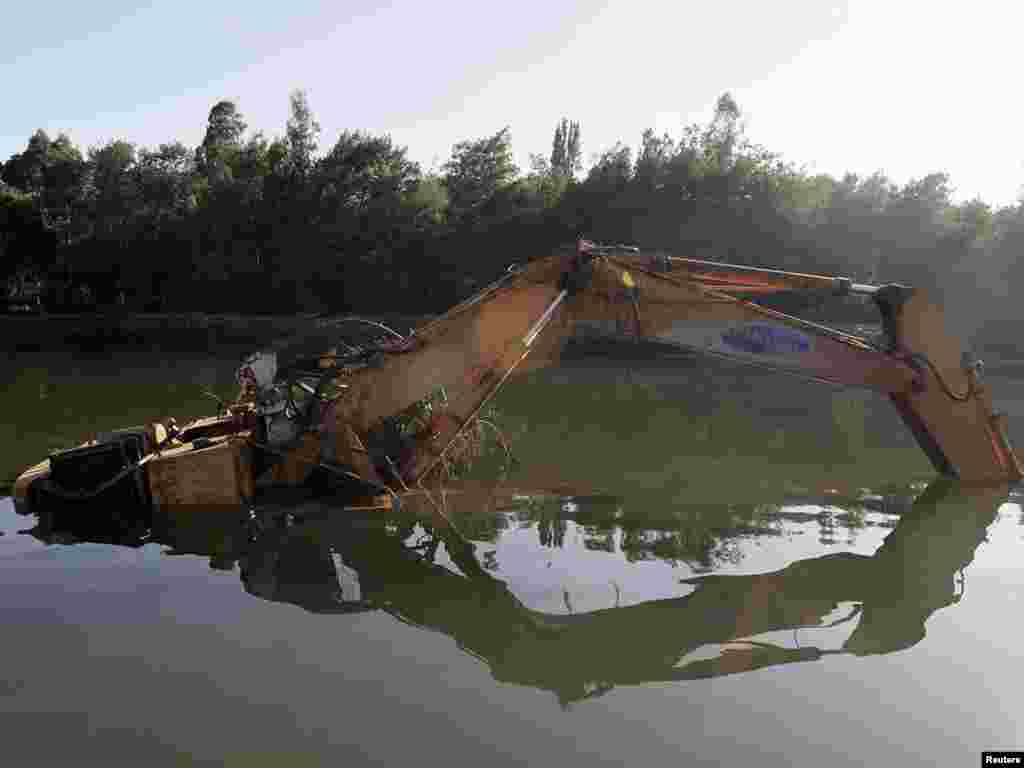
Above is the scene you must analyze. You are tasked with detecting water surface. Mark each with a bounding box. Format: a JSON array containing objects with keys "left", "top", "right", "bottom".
[{"left": 2, "top": 333, "right": 1022, "bottom": 766}]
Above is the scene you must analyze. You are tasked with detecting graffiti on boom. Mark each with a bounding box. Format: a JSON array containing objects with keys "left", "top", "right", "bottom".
[{"left": 720, "top": 323, "right": 812, "bottom": 356}]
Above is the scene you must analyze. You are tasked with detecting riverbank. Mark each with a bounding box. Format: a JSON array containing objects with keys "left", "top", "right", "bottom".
[{"left": 1, "top": 311, "right": 429, "bottom": 350}]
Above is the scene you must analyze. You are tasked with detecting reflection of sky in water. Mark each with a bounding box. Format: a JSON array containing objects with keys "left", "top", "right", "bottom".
[
  {"left": 434, "top": 500, "right": 905, "bottom": 615},
  {"left": 7, "top": 494, "right": 1015, "bottom": 621},
  {"left": 677, "top": 598, "right": 865, "bottom": 667}
]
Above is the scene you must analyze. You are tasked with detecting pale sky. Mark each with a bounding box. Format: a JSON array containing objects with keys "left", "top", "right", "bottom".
[{"left": 3, "top": 0, "right": 1020, "bottom": 205}]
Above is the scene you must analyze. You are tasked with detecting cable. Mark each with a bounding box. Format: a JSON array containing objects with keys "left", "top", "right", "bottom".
[
  {"left": 902, "top": 352, "right": 976, "bottom": 402},
  {"left": 316, "top": 315, "right": 408, "bottom": 341}
]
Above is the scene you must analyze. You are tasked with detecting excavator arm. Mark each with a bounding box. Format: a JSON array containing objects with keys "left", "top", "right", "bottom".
[
  {"left": 596, "top": 250, "right": 1021, "bottom": 485},
  {"left": 263, "top": 240, "right": 1020, "bottom": 491},
  {"left": 586, "top": 250, "right": 1021, "bottom": 485}
]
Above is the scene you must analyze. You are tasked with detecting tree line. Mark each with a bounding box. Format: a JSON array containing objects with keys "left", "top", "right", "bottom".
[{"left": 1, "top": 91, "right": 1021, "bottom": 346}]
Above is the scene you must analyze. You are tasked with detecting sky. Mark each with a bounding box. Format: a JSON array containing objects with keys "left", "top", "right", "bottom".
[{"left": 3, "top": 0, "right": 1021, "bottom": 206}]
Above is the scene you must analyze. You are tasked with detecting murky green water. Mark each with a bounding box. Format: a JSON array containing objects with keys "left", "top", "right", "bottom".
[{"left": 3, "top": 333, "right": 1023, "bottom": 766}]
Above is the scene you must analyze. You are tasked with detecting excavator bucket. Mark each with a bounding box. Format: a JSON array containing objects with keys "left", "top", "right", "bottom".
[{"left": 872, "top": 286, "right": 1022, "bottom": 486}]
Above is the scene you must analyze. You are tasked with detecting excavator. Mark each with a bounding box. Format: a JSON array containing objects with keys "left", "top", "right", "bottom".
[{"left": 13, "top": 239, "right": 1023, "bottom": 515}]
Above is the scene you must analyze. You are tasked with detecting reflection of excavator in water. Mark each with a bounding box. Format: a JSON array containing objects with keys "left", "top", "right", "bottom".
[
  {"left": 14, "top": 239, "right": 1023, "bottom": 515},
  {"left": 24, "top": 477, "right": 1008, "bottom": 707}
]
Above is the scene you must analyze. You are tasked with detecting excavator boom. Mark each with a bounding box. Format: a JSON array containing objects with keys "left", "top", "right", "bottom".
[{"left": 309, "top": 241, "right": 1020, "bottom": 489}]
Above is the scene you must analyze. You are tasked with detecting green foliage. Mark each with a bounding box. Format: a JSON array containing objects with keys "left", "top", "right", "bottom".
[
  {"left": 225, "top": 134, "right": 273, "bottom": 181},
  {"left": 0, "top": 183, "right": 48, "bottom": 277},
  {"left": 285, "top": 89, "right": 320, "bottom": 179},
  {"left": 585, "top": 143, "right": 633, "bottom": 188},
  {"left": 1, "top": 129, "right": 50, "bottom": 192},
  {"left": 198, "top": 101, "right": 247, "bottom": 172},
  {"left": 45, "top": 135, "right": 85, "bottom": 210},
  {"left": 634, "top": 128, "right": 676, "bottom": 189},
  {"left": 0, "top": 184, "right": 35, "bottom": 240},
  {"left": 950, "top": 198, "right": 993, "bottom": 241},
  {"left": 83, "top": 140, "right": 138, "bottom": 238},
  {"left": 317, "top": 130, "right": 420, "bottom": 215},
  {"left": 519, "top": 157, "right": 569, "bottom": 211},
  {"left": 442, "top": 127, "right": 518, "bottom": 222},
  {"left": 405, "top": 173, "right": 448, "bottom": 225},
  {"left": 6, "top": 88, "right": 1021, "bottom": 333},
  {"left": 136, "top": 142, "right": 195, "bottom": 217},
  {"left": 0, "top": 183, "right": 33, "bottom": 208},
  {"left": 2, "top": 130, "right": 86, "bottom": 212},
  {"left": 776, "top": 173, "right": 834, "bottom": 218},
  {"left": 704, "top": 92, "right": 741, "bottom": 174},
  {"left": 550, "top": 118, "right": 581, "bottom": 178}
]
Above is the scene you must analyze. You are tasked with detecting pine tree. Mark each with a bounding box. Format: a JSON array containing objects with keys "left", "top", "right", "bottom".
[
  {"left": 285, "top": 89, "right": 321, "bottom": 180},
  {"left": 550, "top": 118, "right": 581, "bottom": 178},
  {"left": 566, "top": 121, "right": 581, "bottom": 177},
  {"left": 550, "top": 120, "right": 566, "bottom": 177},
  {"left": 197, "top": 101, "right": 247, "bottom": 173}
]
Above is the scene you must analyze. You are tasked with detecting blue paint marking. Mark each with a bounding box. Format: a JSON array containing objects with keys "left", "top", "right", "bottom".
[{"left": 720, "top": 323, "right": 811, "bottom": 355}]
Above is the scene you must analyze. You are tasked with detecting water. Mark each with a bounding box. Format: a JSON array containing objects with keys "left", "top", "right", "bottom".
[{"left": 2, "top": 333, "right": 1023, "bottom": 766}]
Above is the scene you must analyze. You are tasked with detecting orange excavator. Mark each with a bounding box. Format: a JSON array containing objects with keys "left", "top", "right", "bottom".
[{"left": 13, "top": 240, "right": 1022, "bottom": 514}]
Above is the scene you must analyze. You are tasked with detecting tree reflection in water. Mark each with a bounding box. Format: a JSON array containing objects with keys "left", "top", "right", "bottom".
[{"left": 22, "top": 477, "right": 1006, "bottom": 707}]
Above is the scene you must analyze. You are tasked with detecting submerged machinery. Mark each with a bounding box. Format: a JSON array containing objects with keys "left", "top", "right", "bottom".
[{"left": 14, "top": 240, "right": 1022, "bottom": 517}]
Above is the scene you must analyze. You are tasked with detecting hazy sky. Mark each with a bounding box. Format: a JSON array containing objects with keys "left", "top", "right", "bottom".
[{"left": 3, "top": 0, "right": 1020, "bottom": 205}]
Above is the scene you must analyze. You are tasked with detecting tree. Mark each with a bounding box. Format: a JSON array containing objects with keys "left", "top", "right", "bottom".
[
  {"left": 13, "top": 83, "right": 1020, "bottom": 323},
  {"left": 518, "top": 153, "right": 567, "bottom": 210},
  {"left": 568, "top": 143, "right": 634, "bottom": 242},
  {"left": 197, "top": 101, "right": 247, "bottom": 175},
  {"left": 226, "top": 133, "right": 277, "bottom": 181},
  {"left": 778, "top": 173, "right": 836, "bottom": 220},
  {"left": 1, "top": 131, "right": 86, "bottom": 220},
  {"left": 84, "top": 140, "right": 138, "bottom": 240},
  {"left": 895, "top": 173, "right": 953, "bottom": 217},
  {"left": 313, "top": 129, "right": 423, "bottom": 269},
  {"left": 285, "top": 89, "right": 321, "bottom": 180},
  {"left": 634, "top": 129, "right": 676, "bottom": 189},
  {"left": 550, "top": 122, "right": 565, "bottom": 178},
  {"left": 316, "top": 130, "right": 418, "bottom": 213},
  {"left": 705, "top": 92, "right": 742, "bottom": 174},
  {"left": 134, "top": 142, "right": 195, "bottom": 236},
  {"left": 549, "top": 118, "right": 581, "bottom": 178},
  {"left": 405, "top": 173, "right": 448, "bottom": 226},
  {"left": 1, "top": 130, "right": 50, "bottom": 193},
  {"left": 951, "top": 198, "right": 993, "bottom": 242},
  {"left": 0, "top": 184, "right": 38, "bottom": 273},
  {"left": 442, "top": 127, "right": 518, "bottom": 223},
  {"left": 2, "top": 130, "right": 86, "bottom": 208},
  {"left": 566, "top": 121, "right": 581, "bottom": 177},
  {"left": 42, "top": 134, "right": 85, "bottom": 214},
  {"left": 989, "top": 204, "right": 1024, "bottom": 314},
  {"left": 585, "top": 143, "right": 633, "bottom": 188}
]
